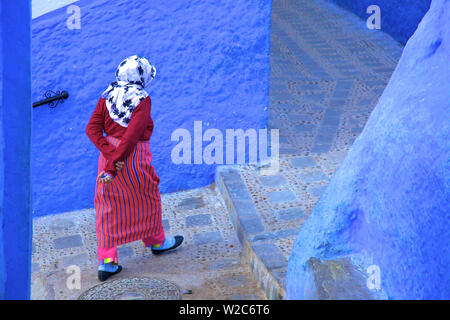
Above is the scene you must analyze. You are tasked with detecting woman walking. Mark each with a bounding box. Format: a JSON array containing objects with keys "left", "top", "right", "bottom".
[{"left": 86, "top": 55, "right": 183, "bottom": 281}]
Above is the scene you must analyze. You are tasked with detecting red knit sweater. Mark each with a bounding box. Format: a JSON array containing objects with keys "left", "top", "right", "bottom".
[{"left": 86, "top": 96, "right": 154, "bottom": 177}]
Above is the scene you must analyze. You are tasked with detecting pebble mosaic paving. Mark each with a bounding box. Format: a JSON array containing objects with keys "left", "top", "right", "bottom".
[
  {"left": 31, "top": 185, "right": 266, "bottom": 300},
  {"left": 221, "top": 0, "right": 403, "bottom": 292}
]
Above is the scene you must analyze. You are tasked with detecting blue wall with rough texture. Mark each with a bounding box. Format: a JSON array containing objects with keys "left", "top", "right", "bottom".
[
  {"left": 0, "top": 1, "right": 5, "bottom": 299},
  {"left": 32, "top": 0, "right": 271, "bottom": 216},
  {"left": 1, "top": 0, "right": 33, "bottom": 299},
  {"left": 287, "top": 0, "right": 449, "bottom": 299},
  {"left": 329, "top": 0, "right": 431, "bottom": 44}
]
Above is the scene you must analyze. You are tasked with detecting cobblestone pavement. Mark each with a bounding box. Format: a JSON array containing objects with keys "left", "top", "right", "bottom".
[
  {"left": 31, "top": 184, "right": 266, "bottom": 300},
  {"left": 218, "top": 0, "right": 404, "bottom": 296}
]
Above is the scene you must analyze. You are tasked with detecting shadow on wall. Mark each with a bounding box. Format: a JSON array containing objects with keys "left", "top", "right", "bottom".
[
  {"left": 329, "top": 0, "right": 431, "bottom": 44},
  {"left": 31, "top": 0, "right": 271, "bottom": 216},
  {"left": 287, "top": 0, "right": 449, "bottom": 299}
]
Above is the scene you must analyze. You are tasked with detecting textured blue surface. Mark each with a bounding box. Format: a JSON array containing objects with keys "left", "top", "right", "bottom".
[
  {"left": 0, "top": 1, "right": 4, "bottom": 299},
  {"left": 0, "top": 0, "right": 33, "bottom": 299},
  {"left": 330, "top": 0, "right": 431, "bottom": 44},
  {"left": 31, "top": 0, "right": 271, "bottom": 216},
  {"left": 287, "top": 0, "right": 450, "bottom": 299}
]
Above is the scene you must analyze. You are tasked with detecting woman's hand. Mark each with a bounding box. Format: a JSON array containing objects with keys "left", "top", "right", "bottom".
[
  {"left": 115, "top": 161, "right": 124, "bottom": 171},
  {"left": 98, "top": 171, "right": 113, "bottom": 184}
]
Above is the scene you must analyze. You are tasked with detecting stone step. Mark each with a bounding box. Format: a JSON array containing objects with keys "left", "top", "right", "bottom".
[{"left": 215, "top": 166, "right": 286, "bottom": 300}]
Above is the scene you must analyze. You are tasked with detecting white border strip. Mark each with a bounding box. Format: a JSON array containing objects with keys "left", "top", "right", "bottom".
[{"left": 32, "top": 0, "right": 79, "bottom": 19}]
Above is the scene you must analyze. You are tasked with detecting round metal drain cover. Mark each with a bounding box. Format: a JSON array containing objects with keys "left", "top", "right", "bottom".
[{"left": 78, "top": 277, "right": 182, "bottom": 300}]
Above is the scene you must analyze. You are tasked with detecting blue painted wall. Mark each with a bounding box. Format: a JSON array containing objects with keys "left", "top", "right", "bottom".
[
  {"left": 31, "top": 0, "right": 271, "bottom": 216},
  {"left": 0, "top": 1, "right": 5, "bottom": 299},
  {"left": 0, "top": 0, "right": 33, "bottom": 299},
  {"left": 329, "top": 0, "right": 431, "bottom": 44},
  {"left": 287, "top": 0, "right": 449, "bottom": 299}
]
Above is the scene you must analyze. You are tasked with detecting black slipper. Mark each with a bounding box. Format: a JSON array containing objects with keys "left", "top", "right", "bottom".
[
  {"left": 151, "top": 235, "right": 184, "bottom": 255},
  {"left": 98, "top": 265, "right": 122, "bottom": 282}
]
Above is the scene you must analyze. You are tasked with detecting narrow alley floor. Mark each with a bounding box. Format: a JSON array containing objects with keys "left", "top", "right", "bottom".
[
  {"left": 217, "top": 0, "right": 404, "bottom": 298},
  {"left": 31, "top": 185, "right": 266, "bottom": 300}
]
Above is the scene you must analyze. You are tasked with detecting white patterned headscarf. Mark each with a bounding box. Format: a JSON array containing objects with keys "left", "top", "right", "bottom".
[{"left": 102, "top": 55, "right": 156, "bottom": 127}]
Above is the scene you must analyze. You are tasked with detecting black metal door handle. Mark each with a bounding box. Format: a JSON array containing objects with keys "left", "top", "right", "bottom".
[{"left": 33, "top": 90, "right": 69, "bottom": 108}]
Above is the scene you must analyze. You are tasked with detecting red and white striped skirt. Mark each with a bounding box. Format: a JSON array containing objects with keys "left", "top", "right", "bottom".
[{"left": 94, "top": 136, "right": 163, "bottom": 248}]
